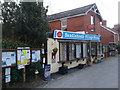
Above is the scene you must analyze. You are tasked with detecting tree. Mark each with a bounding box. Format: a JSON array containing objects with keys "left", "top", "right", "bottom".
[
  {"left": 2, "top": 2, "right": 20, "bottom": 40},
  {"left": 2, "top": 2, "right": 50, "bottom": 48}
]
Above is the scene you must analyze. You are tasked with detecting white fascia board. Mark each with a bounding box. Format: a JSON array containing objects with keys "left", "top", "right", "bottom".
[
  {"left": 48, "top": 13, "right": 85, "bottom": 22},
  {"left": 100, "top": 24, "right": 117, "bottom": 34},
  {"left": 85, "top": 5, "right": 102, "bottom": 20},
  {"left": 48, "top": 19, "right": 60, "bottom": 22},
  {"left": 85, "top": 5, "right": 96, "bottom": 15}
]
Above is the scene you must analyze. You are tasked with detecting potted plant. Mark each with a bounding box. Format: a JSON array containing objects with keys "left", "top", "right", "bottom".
[
  {"left": 87, "top": 57, "right": 93, "bottom": 66},
  {"left": 93, "top": 57, "right": 98, "bottom": 63}
]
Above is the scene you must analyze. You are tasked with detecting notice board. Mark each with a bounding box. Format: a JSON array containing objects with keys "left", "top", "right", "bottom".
[
  {"left": 17, "top": 47, "right": 30, "bottom": 69},
  {"left": 32, "top": 50, "right": 41, "bottom": 62},
  {"left": 2, "top": 51, "right": 16, "bottom": 67}
]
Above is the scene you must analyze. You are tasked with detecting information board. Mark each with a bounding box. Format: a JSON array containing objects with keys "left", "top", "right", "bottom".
[
  {"left": 2, "top": 52, "right": 16, "bottom": 67},
  {"left": 5, "top": 75, "right": 11, "bottom": 83},
  {"left": 32, "top": 50, "right": 41, "bottom": 62},
  {"left": 5, "top": 68, "right": 11, "bottom": 83},
  {"left": 17, "top": 48, "right": 30, "bottom": 69}
]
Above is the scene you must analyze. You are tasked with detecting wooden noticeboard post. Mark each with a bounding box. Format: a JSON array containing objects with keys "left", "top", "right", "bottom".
[{"left": 23, "top": 67, "right": 26, "bottom": 82}]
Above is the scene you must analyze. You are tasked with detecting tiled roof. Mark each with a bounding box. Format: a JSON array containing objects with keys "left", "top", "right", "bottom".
[{"left": 47, "top": 3, "right": 102, "bottom": 21}]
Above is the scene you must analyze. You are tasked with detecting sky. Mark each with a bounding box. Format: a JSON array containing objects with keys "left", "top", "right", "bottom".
[{"left": 43, "top": 0, "right": 119, "bottom": 28}]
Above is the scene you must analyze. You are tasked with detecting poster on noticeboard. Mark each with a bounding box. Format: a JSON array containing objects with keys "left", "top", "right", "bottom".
[
  {"left": 17, "top": 47, "right": 30, "bottom": 69},
  {"left": 2, "top": 51, "right": 16, "bottom": 67},
  {"left": 32, "top": 50, "right": 41, "bottom": 62}
]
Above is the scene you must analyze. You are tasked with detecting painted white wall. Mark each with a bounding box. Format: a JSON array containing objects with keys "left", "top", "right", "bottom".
[{"left": 47, "top": 38, "right": 87, "bottom": 73}]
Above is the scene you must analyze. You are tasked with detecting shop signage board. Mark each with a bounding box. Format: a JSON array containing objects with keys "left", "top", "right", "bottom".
[
  {"left": 44, "top": 64, "right": 51, "bottom": 79},
  {"left": 53, "top": 30, "right": 100, "bottom": 41},
  {"left": 2, "top": 52, "right": 16, "bottom": 67}
]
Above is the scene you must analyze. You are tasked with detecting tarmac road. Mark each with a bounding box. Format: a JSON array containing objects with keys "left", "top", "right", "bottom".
[{"left": 37, "top": 55, "right": 118, "bottom": 88}]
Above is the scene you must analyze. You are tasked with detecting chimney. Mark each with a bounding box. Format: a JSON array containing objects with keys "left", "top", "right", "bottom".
[
  {"left": 113, "top": 24, "right": 120, "bottom": 29},
  {"left": 102, "top": 20, "right": 107, "bottom": 26}
]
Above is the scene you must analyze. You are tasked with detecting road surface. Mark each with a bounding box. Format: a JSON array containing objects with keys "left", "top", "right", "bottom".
[{"left": 37, "top": 55, "right": 118, "bottom": 88}]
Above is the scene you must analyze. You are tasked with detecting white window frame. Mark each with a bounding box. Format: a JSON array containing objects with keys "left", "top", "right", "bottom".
[
  {"left": 91, "top": 15, "right": 94, "bottom": 25},
  {"left": 83, "top": 43, "right": 88, "bottom": 57},
  {"left": 90, "top": 15, "right": 95, "bottom": 32},
  {"left": 60, "top": 43, "right": 67, "bottom": 61},
  {"left": 69, "top": 43, "right": 75, "bottom": 60},
  {"left": 61, "top": 18, "right": 67, "bottom": 31},
  {"left": 76, "top": 43, "right": 81, "bottom": 58}
]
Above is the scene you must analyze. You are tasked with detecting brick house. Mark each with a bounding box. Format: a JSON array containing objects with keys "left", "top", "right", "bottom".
[
  {"left": 112, "top": 24, "right": 120, "bottom": 44},
  {"left": 46, "top": 3, "right": 119, "bottom": 73},
  {"left": 47, "top": 3, "right": 119, "bottom": 45}
]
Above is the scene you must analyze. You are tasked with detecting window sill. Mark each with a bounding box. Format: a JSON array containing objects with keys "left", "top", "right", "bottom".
[{"left": 58, "top": 58, "right": 87, "bottom": 63}]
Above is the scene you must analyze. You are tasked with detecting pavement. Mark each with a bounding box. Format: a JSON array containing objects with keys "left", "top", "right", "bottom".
[{"left": 36, "top": 55, "right": 119, "bottom": 88}]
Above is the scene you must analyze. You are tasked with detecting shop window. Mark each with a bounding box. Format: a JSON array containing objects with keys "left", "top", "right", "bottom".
[
  {"left": 76, "top": 43, "right": 81, "bottom": 58},
  {"left": 60, "top": 43, "right": 67, "bottom": 61},
  {"left": 69, "top": 43, "right": 75, "bottom": 60},
  {"left": 100, "top": 43, "right": 103, "bottom": 55},
  {"left": 97, "top": 43, "right": 101, "bottom": 55},
  {"left": 105, "top": 45, "right": 108, "bottom": 52},
  {"left": 91, "top": 42, "right": 97, "bottom": 56},
  {"left": 83, "top": 43, "right": 87, "bottom": 57},
  {"left": 103, "top": 46, "right": 106, "bottom": 53}
]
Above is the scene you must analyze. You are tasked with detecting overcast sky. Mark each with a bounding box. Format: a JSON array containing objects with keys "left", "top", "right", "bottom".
[{"left": 43, "top": 0, "right": 119, "bottom": 28}]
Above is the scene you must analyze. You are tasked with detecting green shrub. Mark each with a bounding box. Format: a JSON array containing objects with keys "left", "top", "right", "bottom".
[
  {"left": 26, "top": 62, "right": 44, "bottom": 82},
  {"left": 2, "top": 39, "right": 28, "bottom": 49}
]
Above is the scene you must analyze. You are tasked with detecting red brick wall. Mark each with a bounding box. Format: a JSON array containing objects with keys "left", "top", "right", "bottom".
[
  {"left": 114, "top": 34, "right": 119, "bottom": 44},
  {"left": 48, "top": 11, "right": 102, "bottom": 34},
  {"left": 48, "top": 11, "right": 117, "bottom": 45},
  {"left": 49, "top": 20, "right": 61, "bottom": 32},
  {"left": 84, "top": 11, "right": 101, "bottom": 35},
  {"left": 67, "top": 15, "right": 85, "bottom": 32},
  {"left": 100, "top": 26, "right": 114, "bottom": 45}
]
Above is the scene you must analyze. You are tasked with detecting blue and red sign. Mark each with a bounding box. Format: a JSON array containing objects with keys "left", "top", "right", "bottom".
[
  {"left": 53, "top": 30, "right": 100, "bottom": 41},
  {"left": 44, "top": 64, "right": 51, "bottom": 79}
]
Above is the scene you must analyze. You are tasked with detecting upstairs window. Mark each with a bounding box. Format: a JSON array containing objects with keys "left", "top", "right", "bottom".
[
  {"left": 91, "top": 15, "right": 95, "bottom": 32},
  {"left": 61, "top": 19, "right": 67, "bottom": 31}
]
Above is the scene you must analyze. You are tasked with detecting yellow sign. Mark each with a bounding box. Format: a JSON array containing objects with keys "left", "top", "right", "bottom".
[
  {"left": 24, "top": 59, "right": 28, "bottom": 65},
  {"left": 23, "top": 50, "right": 27, "bottom": 56}
]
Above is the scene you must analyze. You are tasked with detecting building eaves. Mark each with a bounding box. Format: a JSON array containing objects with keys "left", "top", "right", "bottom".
[
  {"left": 100, "top": 25, "right": 118, "bottom": 34},
  {"left": 47, "top": 3, "right": 95, "bottom": 21}
]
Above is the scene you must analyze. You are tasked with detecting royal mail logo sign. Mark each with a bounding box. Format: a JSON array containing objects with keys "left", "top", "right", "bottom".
[
  {"left": 57, "top": 31, "right": 63, "bottom": 38},
  {"left": 54, "top": 30, "right": 63, "bottom": 38},
  {"left": 53, "top": 30, "right": 101, "bottom": 41}
]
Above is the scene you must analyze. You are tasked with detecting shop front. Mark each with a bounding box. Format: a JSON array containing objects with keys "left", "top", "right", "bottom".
[{"left": 47, "top": 30, "right": 101, "bottom": 73}]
